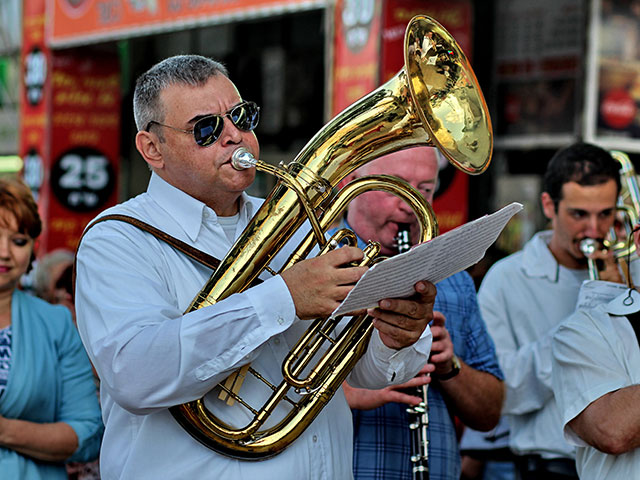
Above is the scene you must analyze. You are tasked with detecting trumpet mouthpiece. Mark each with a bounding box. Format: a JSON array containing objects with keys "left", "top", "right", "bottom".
[
  {"left": 231, "top": 148, "right": 257, "bottom": 170},
  {"left": 579, "top": 238, "right": 599, "bottom": 255}
]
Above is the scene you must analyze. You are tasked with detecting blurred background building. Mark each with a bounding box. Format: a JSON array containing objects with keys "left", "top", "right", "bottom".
[{"left": 2, "top": 0, "right": 639, "bottom": 257}]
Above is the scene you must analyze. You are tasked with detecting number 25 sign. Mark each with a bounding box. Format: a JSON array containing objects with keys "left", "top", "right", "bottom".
[{"left": 51, "top": 147, "right": 116, "bottom": 213}]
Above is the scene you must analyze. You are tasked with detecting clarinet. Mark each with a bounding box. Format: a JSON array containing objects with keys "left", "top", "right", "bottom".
[{"left": 394, "top": 224, "right": 430, "bottom": 480}]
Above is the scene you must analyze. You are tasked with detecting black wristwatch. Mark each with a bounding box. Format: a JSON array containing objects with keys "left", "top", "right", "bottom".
[{"left": 436, "top": 355, "right": 461, "bottom": 381}]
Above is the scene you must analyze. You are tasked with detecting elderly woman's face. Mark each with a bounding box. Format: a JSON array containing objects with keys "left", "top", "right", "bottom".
[{"left": 0, "top": 208, "right": 34, "bottom": 294}]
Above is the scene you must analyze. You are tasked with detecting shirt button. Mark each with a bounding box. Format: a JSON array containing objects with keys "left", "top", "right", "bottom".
[
  {"left": 203, "top": 210, "right": 210, "bottom": 218},
  {"left": 277, "top": 317, "right": 284, "bottom": 325},
  {"left": 274, "top": 338, "right": 280, "bottom": 345},
  {"left": 312, "top": 435, "right": 318, "bottom": 443}
]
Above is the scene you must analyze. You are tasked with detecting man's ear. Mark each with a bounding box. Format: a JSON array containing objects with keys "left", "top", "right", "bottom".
[
  {"left": 135, "top": 131, "right": 164, "bottom": 170},
  {"left": 540, "top": 192, "right": 556, "bottom": 220}
]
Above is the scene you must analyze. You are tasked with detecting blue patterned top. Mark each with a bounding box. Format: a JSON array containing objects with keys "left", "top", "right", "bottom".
[
  {"left": 0, "top": 326, "right": 10, "bottom": 398},
  {"left": 330, "top": 222, "right": 504, "bottom": 480}
]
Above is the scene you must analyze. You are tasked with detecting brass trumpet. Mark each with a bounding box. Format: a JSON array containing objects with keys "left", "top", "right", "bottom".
[
  {"left": 580, "top": 150, "right": 640, "bottom": 284},
  {"left": 169, "top": 15, "right": 492, "bottom": 459}
]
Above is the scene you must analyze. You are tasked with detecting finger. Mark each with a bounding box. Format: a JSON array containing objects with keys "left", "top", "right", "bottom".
[
  {"left": 430, "top": 329, "right": 449, "bottom": 343},
  {"left": 429, "top": 351, "right": 453, "bottom": 365},
  {"left": 415, "top": 280, "right": 437, "bottom": 302},
  {"left": 429, "top": 338, "right": 449, "bottom": 353},
  {"left": 420, "top": 363, "right": 435, "bottom": 375},
  {"left": 373, "top": 317, "right": 425, "bottom": 348},
  {"left": 331, "top": 285, "right": 360, "bottom": 302},
  {"left": 334, "top": 266, "right": 368, "bottom": 286},
  {"left": 396, "top": 375, "right": 431, "bottom": 389},
  {"left": 326, "top": 246, "right": 364, "bottom": 266},
  {"left": 431, "top": 311, "right": 446, "bottom": 327},
  {"left": 375, "top": 298, "right": 428, "bottom": 320},
  {"left": 388, "top": 375, "right": 427, "bottom": 391},
  {"left": 387, "top": 390, "right": 424, "bottom": 406},
  {"left": 370, "top": 309, "right": 424, "bottom": 332},
  {"left": 376, "top": 282, "right": 436, "bottom": 319}
]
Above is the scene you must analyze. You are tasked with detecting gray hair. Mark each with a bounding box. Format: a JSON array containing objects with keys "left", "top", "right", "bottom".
[
  {"left": 33, "top": 248, "right": 75, "bottom": 301},
  {"left": 133, "top": 55, "right": 229, "bottom": 131}
]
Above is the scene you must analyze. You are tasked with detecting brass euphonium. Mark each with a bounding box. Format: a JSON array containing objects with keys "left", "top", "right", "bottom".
[
  {"left": 580, "top": 150, "right": 640, "bottom": 285},
  {"left": 169, "top": 15, "right": 493, "bottom": 459}
]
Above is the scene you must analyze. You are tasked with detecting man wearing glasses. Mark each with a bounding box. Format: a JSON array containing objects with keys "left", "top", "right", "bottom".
[{"left": 74, "top": 54, "right": 436, "bottom": 479}]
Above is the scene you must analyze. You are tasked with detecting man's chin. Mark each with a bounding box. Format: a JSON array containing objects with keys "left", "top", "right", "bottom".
[{"left": 571, "top": 253, "right": 589, "bottom": 268}]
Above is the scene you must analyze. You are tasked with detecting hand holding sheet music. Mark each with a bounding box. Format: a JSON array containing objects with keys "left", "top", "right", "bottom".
[{"left": 331, "top": 202, "right": 523, "bottom": 318}]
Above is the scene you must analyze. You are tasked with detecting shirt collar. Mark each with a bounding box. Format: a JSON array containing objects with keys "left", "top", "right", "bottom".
[
  {"left": 604, "top": 288, "right": 640, "bottom": 316},
  {"left": 146, "top": 172, "right": 255, "bottom": 242},
  {"left": 521, "top": 230, "right": 562, "bottom": 281}
]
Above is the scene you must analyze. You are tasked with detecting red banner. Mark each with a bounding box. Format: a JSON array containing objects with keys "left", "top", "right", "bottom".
[
  {"left": 47, "top": 0, "right": 325, "bottom": 47},
  {"left": 45, "top": 52, "right": 121, "bottom": 252},
  {"left": 21, "top": 0, "right": 51, "bottom": 240},
  {"left": 22, "top": 0, "right": 121, "bottom": 254},
  {"left": 382, "top": 0, "right": 474, "bottom": 232},
  {"left": 331, "top": 0, "right": 382, "bottom": 116}
]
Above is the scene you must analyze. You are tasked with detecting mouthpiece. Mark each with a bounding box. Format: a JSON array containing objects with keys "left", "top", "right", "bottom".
[
  {"left": 579, "top": 238, "right": 600, "bottom": 256},
  {"left": 231, "top": 148, "right": 257, "bottom": 170}
]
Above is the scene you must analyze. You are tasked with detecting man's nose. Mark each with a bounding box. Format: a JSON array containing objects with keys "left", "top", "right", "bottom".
[
  {"left": 397, "top": 197, "right": 415, "bottom": 216},
  {"left": 584, "top": 215, "right": 606, "bottom": 237},
  {"left": 219, "top": 117, "right": 243, "bottom": 145}
]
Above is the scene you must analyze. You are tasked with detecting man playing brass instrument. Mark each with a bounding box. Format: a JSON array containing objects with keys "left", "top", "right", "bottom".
[
  {"left": 74, "top": 55, "right": 436, "bottom": 479},
  {"left": 332, "top": 146, "right": 505, "bottom": 480},
  {"left": 551, "top": 225, "right": 640, "bottom": 479},
  {"left": 479, "top": 142, "right": 623, "bottom": 479}
]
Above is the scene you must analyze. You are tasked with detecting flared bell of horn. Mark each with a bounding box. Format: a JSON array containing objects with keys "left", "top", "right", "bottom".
[{"left": 404, "top": 16, "right": 492, "bottom": 174}]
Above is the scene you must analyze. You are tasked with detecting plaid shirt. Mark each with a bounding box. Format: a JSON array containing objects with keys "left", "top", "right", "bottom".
[{"left": 331, "top": 223, "right": 504, "bottom": 480}]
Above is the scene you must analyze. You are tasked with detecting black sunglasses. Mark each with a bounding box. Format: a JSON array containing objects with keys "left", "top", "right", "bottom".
[{"left": 145, "top": 101, "right": 260, "bottom": 147}]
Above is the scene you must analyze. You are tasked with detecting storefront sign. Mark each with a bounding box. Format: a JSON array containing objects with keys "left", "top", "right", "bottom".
[
  {"left": 45, "top": 52, "right": 121, "bottom": 251},
  {"left": 48, "top": 0, "right": 327, "bottom": 47},
  {"left": 20, "top": 0, "right": 121, "bottom": 253}
]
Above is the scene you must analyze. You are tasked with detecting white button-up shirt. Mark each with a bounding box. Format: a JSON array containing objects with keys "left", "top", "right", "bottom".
[
  {"left": 75, "top": 173, "right": 432, "bottom": 480},
  {"left": 552, "top": 286, "right": 640, "bottom": 479},
  {"left": 478, "top": 230, "right": 589, "bottom": 459}
]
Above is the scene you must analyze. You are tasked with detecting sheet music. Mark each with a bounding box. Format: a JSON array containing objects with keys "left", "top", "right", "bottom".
[
  {"left": 575, "top": 280, "right": 629, "bottom": 310},
  {"left": 331, "top": 202, "right": 523, "bottom": 318}
]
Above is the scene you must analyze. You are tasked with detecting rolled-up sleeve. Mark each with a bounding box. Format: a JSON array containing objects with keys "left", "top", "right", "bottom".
[{"left": 552, "top": 312, "right": 630, "bottom": 447}]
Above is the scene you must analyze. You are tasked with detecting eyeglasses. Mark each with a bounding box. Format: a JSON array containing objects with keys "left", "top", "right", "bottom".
[{"left": 145, "top": 101, "right": 260, "bottom": 147}]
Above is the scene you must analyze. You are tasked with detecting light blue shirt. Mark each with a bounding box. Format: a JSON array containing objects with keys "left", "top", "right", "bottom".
[
  {"left": 0, "top": 290, "right": 102, "bottom": 480},
  {"left": 552, "top": 287, "right": 640, "bottom": 479},
  {"left": 478, "top": 230, "right": 588, "bottom": 459},
  {"left": 75, "top": 172, "right": 432, "bottom": 480}
]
